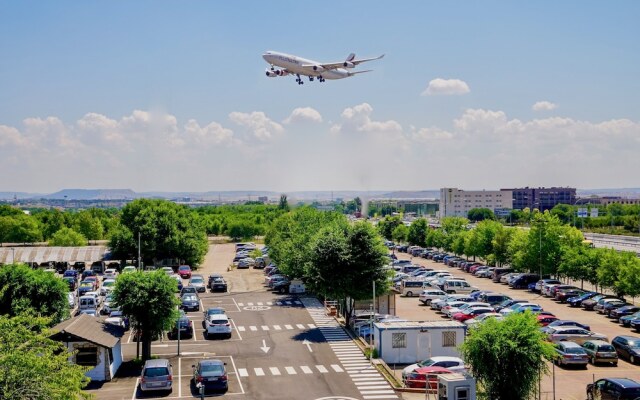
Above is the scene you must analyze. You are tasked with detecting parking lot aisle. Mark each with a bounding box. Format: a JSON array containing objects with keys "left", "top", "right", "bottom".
[{"left": 301, "top": 297, "right": 399, "bottom": 400}]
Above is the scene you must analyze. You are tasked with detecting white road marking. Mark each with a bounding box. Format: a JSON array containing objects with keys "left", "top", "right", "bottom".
[
  {"left": 315, "top": 365, "right": 328, "bottom": 373},
  {"left": 266, "top": 301, "right": 273, "bottom": 306},
  {"left": 261, "top": 325, "right": 269, "bottom": 330},
  {"left": 257, "top": 302, "right": 263, "bottom": 306},
  {"left": 285, "top": 366, "right": 297, "bottom": 375},
  {"left": 254, "top": 367, "right": 265, "bottom": 376},
  {"left": 269, "top": 367, "right": 281, "bottom": 375},
  {"left": 273, "top": 325, "right": 282, "bottom": 330},
  {"left": 300, "top": 365, "right": 313, "bottom": 374},
  {"left": 250, "top": 326, "right": 258, "bottom": 331},
  {"left": 331, "top": 364, "right": 344, "bottom": 372},
  {"left": 296, "top": 324, "right": 305, "bottom": 329},
  {"left": 237, "top": 326, "right": 246, "bottom": 332},
  {"left": 285, "top": 324, "right": 293, "bottom": 330},
  {"left": 247, "top": 302, "right": 254, "bottom": 306},
  {"left": 237, "top": 302, "right": 244, "bottom": 307},
  {"left": 307, "top": 324, "right": 316, "bottom": 328},
  {"left": 238, "top": 368, "right": 248, "bottom": 377}
]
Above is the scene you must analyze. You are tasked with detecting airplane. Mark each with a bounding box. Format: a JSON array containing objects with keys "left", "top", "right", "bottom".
[{"left": 262, "top": 51, "right": 385, "bottom": 85}]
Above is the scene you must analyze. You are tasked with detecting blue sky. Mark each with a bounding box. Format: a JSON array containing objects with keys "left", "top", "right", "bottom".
[{"left": 1, "top": 1, "right": 639, "bottom": 193}]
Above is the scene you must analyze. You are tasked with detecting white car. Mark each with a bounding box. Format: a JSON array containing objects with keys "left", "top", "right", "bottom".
[
  {"left": 419, "top": 289, "right": 447, "bottom": 305},
  {"left": 430, "top": 294, "right": 471, "bottom": 311},
  {"left": 100, "top": 279, "right": 117, "bottom": 296},
  {"left": 465, "top": 312, "right": 503, "bottom": 326},
  {"left": 205, "top": 314, "right": 233, "bottom": 339},
  {"left": 499, "top": 302, "right": 541, "bottom": 315},
  {"left": 84, "top": 291, "right": 102, "bottom": 305},
  {"left": 101, "top": 294, "right": 116, "bottom": 315},
  {"left": 444, "top": 302, "right": 492, "bottom": 318},
  {"left": 104, "top": 268, "right": 119, "bottom": 279},
  {"left": 67, "top": 292, "right": 76, "bottom": 308},
  {"left": 401, "top": 356, "right": 466, "bottom": 382}
]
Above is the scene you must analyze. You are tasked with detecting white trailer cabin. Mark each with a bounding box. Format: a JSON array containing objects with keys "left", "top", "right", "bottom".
[{"left": 373, "top": 320, "right": 466, "bottom": 364}]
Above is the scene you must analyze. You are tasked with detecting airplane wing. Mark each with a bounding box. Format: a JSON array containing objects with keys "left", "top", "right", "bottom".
[{"left": 302, "top": 53, "right": 385, "bottom": 70}]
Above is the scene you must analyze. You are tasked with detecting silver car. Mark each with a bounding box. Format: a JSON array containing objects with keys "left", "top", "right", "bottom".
[
  {"left": 189, "top": 275, "right": 206, "bottom": 293},
  {"left": 140, "top": 358, "right": 173, "bottom": 392}
]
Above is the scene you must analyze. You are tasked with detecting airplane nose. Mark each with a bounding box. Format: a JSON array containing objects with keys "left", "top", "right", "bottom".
[{"left": 262, "top": 52, "right": 271, "bottom": 61}]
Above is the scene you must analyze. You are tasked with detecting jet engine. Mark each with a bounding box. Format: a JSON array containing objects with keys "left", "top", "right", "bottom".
[
  {"left": 343, "top": 61, "right": 355, "bottom": 68},
  {"left": 265, "top": 69, "right": 278, "bottom": 77},
  {"left": 312, "top": 65, "right": 325, "bottom": 72},
  {"left": 276, "top": 69, "right": 289, "bottom": 76}
]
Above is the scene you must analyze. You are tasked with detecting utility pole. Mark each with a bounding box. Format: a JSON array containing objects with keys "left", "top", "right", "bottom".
[{"left": 138, "top": 232, "right": 141, "bottom": 271}]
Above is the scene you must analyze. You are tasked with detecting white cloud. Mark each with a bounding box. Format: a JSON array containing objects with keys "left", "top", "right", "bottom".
[
  {"left": 283, "top": 107, "right": 323, "bottom": 124},
  {"left": 183, "top": 119, "right": 236, "bottom": 147},
  {"left": 332, "top": 103, "right": 403, "bottom": 135},
  {"left": 229, "top": 111, "right": 284, "bottom": 141},
  {"left": 422, "top": 78, "right": 470, "bottom": 96},
  {"left": 411, "top": 126, "right": 454, "bottom": 141},
  {"left": 532, "top": 101, "right": 558, "bottom": 111}
]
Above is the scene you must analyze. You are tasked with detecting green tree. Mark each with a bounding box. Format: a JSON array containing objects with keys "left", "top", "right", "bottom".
[
  {"left": 391, "top": 224, "right": 408, "bottom": 244},
  {"left": 73, "top": 210, "right": 104, "bottom": 240},
  {"left": 467, "top": 208, "right": 495, "bottom": 222},
  {"left": 0, "top": 264, "right": 69, "bottom": 324},
  {"left": 491, "top": 226, "right": 513, "bottom": 267},
  {"left": 278, "top": 194, "right": 290, "bottom": 212},
  {"left": 451, "top": 231, "right": 468, "bottom": 256},
  {"left": 0, "top": 314, "right": 91, "bottom": 400},
  {"left": 111, "top": 270, "right": 180, "bottom": 361},
  {"left": 460, "top": 312, "right": 556, "bottom": 400},
  {"left": 0, "top": 214, "right": 42, "bottom": 243},
  {"left": 227, "top": 220, "right": 258, "bottom": 241},
  {"left": 112, "top": 199, "right": 208, "bottom": 267},
  {"left": 306, "top": 222, "right": 389, "bottom": 324},
  {"left": 49, "top": 227, "right": 88, "bottom": 246},
  {"left": 377, "top": 215, "right": 403, "bottom": 240},
  {"left": 407, "top": 218, "right": 428, "bottom": 247}
]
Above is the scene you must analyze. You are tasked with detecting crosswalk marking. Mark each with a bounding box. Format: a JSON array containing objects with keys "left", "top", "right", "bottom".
[
  {"left": 331, "top": 364, "right": 344, "bottom": 372},
  {"left": 285, "top": 366, "right": 297, "bottom": 375},
  {"left": 307, "top": 323, "right": 316, "bottom": 328},
  {"left": 296, "top": 324, "right": 305, "bottom": 329},
  {"left": 250, "top": 326, "right": 258, "bottom": 331},
  {"left": 247, "top": 302, "right": 254, "bottom": 306},
  {"left": 273, "top": 325, "right": 281, "bottom": 330},
  {"left": 269, "top": 367, "right": 280, "bottom": 375},
  {"left": 254, "top": 367, "right": 265, "bottom": 376},
  {"left": 284, "top": 324, "right": 293, "bottom": 330},
  {"left": 316, "top": 365, "right": 328, "bottom": 373},
  {"left": 238, "top": 368, "right": 248, "bottom": 377},
  {"left": 300, "top": 366, "right": 313, "bottom": 374},
  {"left": 257, "top": 302, "right": 263, "bottom": 306},
  {"left": 237, "top": 326, "right": 246, "bottom": 332},
  {"left": 261, "top": 325, "right": 269, "bottom": 331}
]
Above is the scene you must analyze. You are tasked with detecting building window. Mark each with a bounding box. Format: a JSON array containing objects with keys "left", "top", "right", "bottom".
[
  {"left": 75, "top": 346, "right": 99, "bottom": 366},
  {"left": 442, "top": 331, "right": 456, "bottom": 347},
  {"left": 392, "top": 332, "right": 407, "bottom": 348}
]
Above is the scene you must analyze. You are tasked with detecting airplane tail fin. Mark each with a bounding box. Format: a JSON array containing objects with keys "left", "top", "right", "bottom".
[{"left": 346, "top": 52, "right": 356, "bottom": 62}]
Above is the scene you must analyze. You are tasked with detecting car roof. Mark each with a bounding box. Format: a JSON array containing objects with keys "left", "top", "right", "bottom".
[
  {"left": 557, "top": 341, "right": 583, "bottom": 348},
  {"left": 429, "top": 356, "right": 462, "bottom": 362},
  {"left": 144, "top": 358, "right": 170, "bottom": 368},
  {"left": 550, "top": 326, "right": 588, "bottom": 332},
  {"left": 584, "top": 339, "right": 610, "bottom": 346},
  {"left": 604, "top": 378, "right": 640, "bottom": 388},
  {"left": 614, "top": 335, "right": 640, "bottom": 341},
  {"left": 199, "top": 359, "right": 225, "bottom": 366}
]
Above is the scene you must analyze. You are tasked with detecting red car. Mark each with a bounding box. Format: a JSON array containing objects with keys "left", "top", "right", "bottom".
[
  {"left": 537, "top": 315, "right": 559, "bottom": 326},
  {"left": 453, "top": 307, "right": 495, "bottom": 322},
  {"left": 178, "top": 265, "right": 192, "bottom": 279},
  {"left": 405, "top": 366, "right": 453, "bottom": 389}
]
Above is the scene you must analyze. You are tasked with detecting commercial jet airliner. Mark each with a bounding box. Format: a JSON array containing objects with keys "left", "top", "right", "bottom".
[{"left": 262, "top": 51, "right": 385, "bottom": 85}]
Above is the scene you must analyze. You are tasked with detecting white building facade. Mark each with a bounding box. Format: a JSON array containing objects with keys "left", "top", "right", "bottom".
[{"left": 439, "top": 188, "right": 513, "bottom": 218}]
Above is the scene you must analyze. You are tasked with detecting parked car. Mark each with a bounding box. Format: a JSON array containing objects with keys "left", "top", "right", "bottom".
[
  {"left": 476, "top": 293, "right": 511, "bottom": 306},
  {"left": 67, "top": 292, "right": 76, "bottom": 308},
  {"left": 534, "top": 279, "right": 561, "bottom": 293},
  {"left": 192, "top": 359, "right": 228, "bottom": 393},
  {"left": 170, "top": 274, "right": 183, "bottom": 292},
  {"left": 169, "top": 315, "right": 194, "bottom": 339},
  {"left": 181, "top": 294, "right": 200, "bottom": 312},
  {"left": 555, "top": 288, "right": 586, "bottom": 303},
  {"left": 209, "top": 274, "right": 228, "bottom": 292},
  {"left": 404, "top": 366, "right": 454, "bottom": 389},
  {"left": 581, "top": 294, "right": 610, "bottom": 311},
  {"left": 401, "top": 356, "right": 465, "bottom": 382},
  {"left": 610, "top": 306, "right": 640, "bottom": 321},
  {"left": 180, "top": 285, "right": 197, "bottom": 297},
  {"left": 537, "top": 315, "right": 559, "bottom": 326},
  {"left": 189, "top": 275, "right": 207, "bottom": 293},
  {"left": 611, "top": 335, "right": 640, "bottom": 364},
  {"left": 546, "top": 326, "right": 608, "bottom": 345},
  {"left": 464, "top": 313, "right": 503, "bottom": 326},
  {"left": 586, "top": 378, "right": 640, "bottom": 400},
  {"left": 122, "top": 265, "right": 137, "bottom": 274},
  {"left": 419, "top": 289, "right": 447, "bottom": 305},
  {"left": 494, "top": 299, "right": 528, "bottom": 312},
  {"left": 554, "top": 341, "right": 589, "bottom": 368},
  {"left": 205, "top": 314, "right": 233, "bottom": 339},
  {"left": 63, "top": 276, "right": 77, "bottom": 291},
  {"left": 509, "top": 274, "right": 540, "bottom": 289},
  {"left": 177, "top": 265, "right": 192, "bottom": 279},
  {"left": 100, "top": 278, "right": 116, "bottom": 296},
  {"left": 541, "top": 320, "right": 591, "bottom": 332},
  {"left": 581, "top": 340, "right": 618, "bottom": 365},
  {"left": 237, "top": 258, "right": 256, "bottom": 269},
  {"left": 566, "top": 292, "right": 598, "bottom": 307},
  {"left": 104, "top": 268, "right": 119, "bottom": 279},
  {"left": 594, "top": 298, "right": 627, "bottom": 314},
  {"left": 621, "top": 311, "right": 640, "bottom": 328},
  {"left": 101, "top": 294, "right": 116, "bottom": 315},
  {"left": 77, "top": 281, "right": 95, "bottom": 296},
  {"left": 452, "top": 307, "right": 495, "bottom": 322},
  {"left": 140, "top": 358, "right": 173, "bottom": 393}
]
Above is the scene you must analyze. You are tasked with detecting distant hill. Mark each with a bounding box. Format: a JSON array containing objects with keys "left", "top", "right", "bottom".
[
  {"left": 376, "top": 190, "right": 440, "bottom": 199},
  {"left": 578, "top": 188, "right": 640, "bottom": 198},
  {"left": 0, "top": 192, "right": 44, "bottom": 200},
  {"left": 35, "top": 189, "right": 139, "bottom": 200}
]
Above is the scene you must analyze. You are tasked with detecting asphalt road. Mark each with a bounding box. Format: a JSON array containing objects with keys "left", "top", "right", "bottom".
[{"left": 89, "top": 244, "right": 400, "bottom": 400}]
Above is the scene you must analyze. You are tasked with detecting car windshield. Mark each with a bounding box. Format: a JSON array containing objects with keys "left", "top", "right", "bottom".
[
  {"left": 418, "top": 358, "right": 437, "bottom": 367},
  {"left": 191, "top": 278, "right": 204, "bottom": 283},
  {"left": 183, "top": 295, "right": 197, "bottom": 301},
  {"left": 207, "top": 308, "right": 224, "bottom": 315},
  {"left": 627, "top": 341, "right": 640, "bottom": 348},
  {"left": 564, "top": 347, "right": 585, "bottom": 354},
  {"left": 201, "top": 364, "right": 224, "bottom": 375},
  {"left": 598, "top": 345, "right": 615, "bottom": 351},
  {"left": 144, "top": 367, "right": 169, "bottom": 377}
]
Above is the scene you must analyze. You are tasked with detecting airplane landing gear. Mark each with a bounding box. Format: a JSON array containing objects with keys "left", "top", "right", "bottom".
[
  {"left": 295, "top": 74, "right": 304, "bottom": 85},
  {"left": 318, "top": 76, "right": 326, "bottom": 82},
  {"left": 309, "top": 76, "right": 314, "bottom": 82},
  {"left": 270, "top": 65, "right": 275, "bottom": 71}
]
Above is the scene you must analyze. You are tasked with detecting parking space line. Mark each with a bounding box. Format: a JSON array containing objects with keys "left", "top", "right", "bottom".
[
  {"left": 227, "top": 355, "right": 245, "bottom": 395},
  {"left": 236, "top": 301, "right": 244, "bottom": 307},
  {"left": 267, "top": 301, "right": 273, "bottom": 306},
  {"left": 178, "top": 356, "right": 182, "bottom": 398},
  {"left": 231, "top": 297, "right": 242, "bottom": 312},
  {"left": 231, "top": 318, "right": 243, "bottom": 340},
  {"left": 285, "top": 366, "right": 297, "bottom": 375},
  {"left": 247, "top": 302, "right": 254, "bottom": 306},
  {"left": 307, "top": 323, "right": 316, "bottom": 329},
  {"left": 257, "top": 302, "right": 263, "bottom": 306}
]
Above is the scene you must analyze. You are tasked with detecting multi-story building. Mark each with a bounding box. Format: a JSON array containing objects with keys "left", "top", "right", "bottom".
[
  {"left": 439, "top": 188, "right": 513, "bottom": 218},
  {"left": 503, "top": 187, "right": 576, "bottom": 212}
]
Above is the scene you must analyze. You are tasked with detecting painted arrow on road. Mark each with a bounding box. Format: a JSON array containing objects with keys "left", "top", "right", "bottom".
[
  {"left": 303, "top": 339, "right": 313, "bottom": 353},
  {"left": 260, "top": 340, "right": 270, "bottom": 353}
]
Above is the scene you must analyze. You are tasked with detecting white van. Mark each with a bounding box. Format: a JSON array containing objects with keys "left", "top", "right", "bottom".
[
  {"left": 78, "top": 295, "right": 98, "bottom": 312},
  {"left": 400, "top": 280, "right": 426, "bottom": 297},
  {"left": 442, "top": 279, "right": 478, "bottom": 294}
]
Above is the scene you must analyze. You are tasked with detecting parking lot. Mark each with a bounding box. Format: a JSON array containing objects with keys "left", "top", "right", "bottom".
[{"left": 392, "top": 251, "right": 640, "bottom": 400}]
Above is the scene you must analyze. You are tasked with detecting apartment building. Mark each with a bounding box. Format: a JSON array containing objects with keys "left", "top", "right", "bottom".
[
  {"left": 503, "top": 187, "right": 576, "bottom": 211},
  {"left": 439, "top": 188, "right": 513, "bottom": 218}
]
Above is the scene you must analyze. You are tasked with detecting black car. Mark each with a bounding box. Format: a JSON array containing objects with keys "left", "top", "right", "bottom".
[
  {"left": 567, "top": 292, "right": 598, "bottom": 307},
  {"left": 169, "top": 315, "right": 193, "bottom": 339},
  {"left": 271, "top": 279, "right": 291, "bottom": 294},
  {"left": 192, "top": 359, "right": 228, "bottom": 393},
  {"left": 587, "top": 378, "right": 640, "bottom": 400},
  {"left": 208, "top": 274, "right": 228, "bottom": 292},
  {"left": 63, "top": 276, "right": 77, "bottom": 291},
  {"left": 610, "top": 305, "right": 640, "bottom": 321},
  {"left": 611, "top": 335, "right": 640, "bottom": 364},
  {"left": 181, "top": 294, "right": 200, "bottom": 312}
]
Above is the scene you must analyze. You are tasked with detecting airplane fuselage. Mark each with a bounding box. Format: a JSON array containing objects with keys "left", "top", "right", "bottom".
[{"left": 262, "top": 51, "right": 350, "bottom": 79}]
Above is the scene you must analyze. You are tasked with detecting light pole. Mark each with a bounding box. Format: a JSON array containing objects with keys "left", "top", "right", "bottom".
[{"left": 11, "top": 247, "right": 15, "bottom": 264}]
